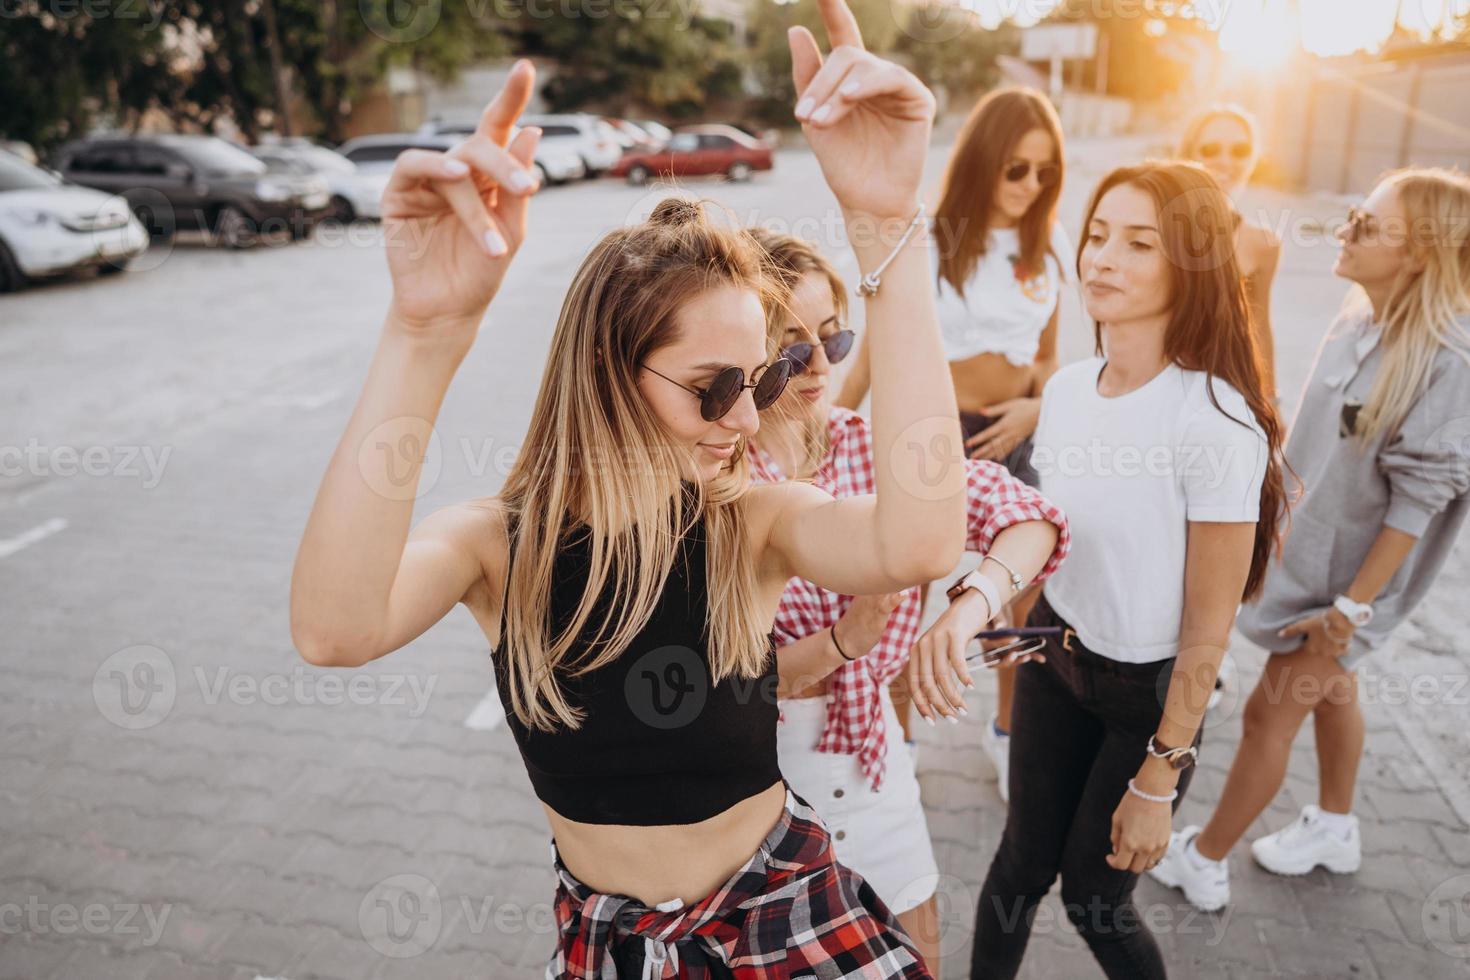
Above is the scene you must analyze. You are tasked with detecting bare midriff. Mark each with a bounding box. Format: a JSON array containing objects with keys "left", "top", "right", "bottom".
[
  {"left": 949, "top": 351, "right": 1037, "bottom": 415},
  {"left": 546, "top": 780, "right": 788, "bottom": 907}
]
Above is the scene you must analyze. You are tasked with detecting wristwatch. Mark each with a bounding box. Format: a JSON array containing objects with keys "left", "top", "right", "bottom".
[
  {"left": 1146, "top": 733, "right": 1198, "bottom": 771},
  {"left": 946, "top": 568, "right": 1001, "bottom": 624},
  {"left": 1333, "top": 594, "right": 1374, "bottom": 627}
]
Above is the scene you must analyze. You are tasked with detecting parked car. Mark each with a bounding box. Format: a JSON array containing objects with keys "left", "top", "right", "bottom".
[
  {"left": 53, "top": 135, "right": 329, "bottom": 247},
  {"left": 1, "top": 140, "right": 39, "bottom": 166},
  {"left": 518, "top": 114, "right": 622, "bottom": 176},
  {"left": 251, "top": 139, "right": 385, "bottom": 223},
  {"left": 406, "top": 124, "right": 586, "bottom": 185},
  {"left": 610, "top": 125, "right": 774, "bottom": 185},
  {"left": 0, "top": 149, "right": 148, "bottom": 291},
  {"left": 604, "top": 118, "right": 661, "bottom": 153},
  {"left": 633, "top": 120, "right": 674, "bottom": 146}
]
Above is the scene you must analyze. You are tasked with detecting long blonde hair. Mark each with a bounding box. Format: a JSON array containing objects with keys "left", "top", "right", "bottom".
[
  {"left": 496, "top": 197, "right": 778, "bottom": 732},
  {"left": 1350, "top": 168, "right": 1470, "bottom": 444}
]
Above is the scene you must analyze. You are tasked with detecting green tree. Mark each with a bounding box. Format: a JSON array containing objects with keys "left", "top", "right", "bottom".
[{"left": 523, "top": 1, "right": 745, "bottom": 118}]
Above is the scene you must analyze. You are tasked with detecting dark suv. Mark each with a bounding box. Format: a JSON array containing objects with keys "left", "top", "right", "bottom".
[{"left": 54, "top": 135, "right": 330, "bottom": 247}]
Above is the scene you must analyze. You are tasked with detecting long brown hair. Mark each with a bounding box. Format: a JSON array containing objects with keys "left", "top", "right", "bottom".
[
  {"left": 1078, "top": 161, "right": 1288, "bottom": 600},
  {"left": 934, "top": 87, "right": 1065, "bottom": 298},
  {"left": 495, "top": 197, "right": 778, "bottom": 731}
]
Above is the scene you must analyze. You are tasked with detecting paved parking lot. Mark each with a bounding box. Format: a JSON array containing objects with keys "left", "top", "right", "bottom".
[{"left": 3, "top": 135, "right": 1469, "bottom": 978}]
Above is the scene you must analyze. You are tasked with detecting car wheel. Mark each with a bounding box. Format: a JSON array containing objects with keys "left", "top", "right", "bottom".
[
  {"left": 216, "top": 206, "right": 256, "bottom": 249},
  {"left": 727, "top": 162, "right": 753, "bottom": 182},
  {"left": 531, "top": 163, "right": 548, "bottom": 187},
  {"left": 325, "top": 195, "right": 356, "bottom": 224},
  {"left": 133, "top": 204, "right": 174, "bottom": 241},
  {"left": 98, "top": 260, "right": 129, "bottom": 277},
  {"left": 0, "top": 239, "right": 27, "bottom": 292},
  {"left": 627, "top": 165, "right": 650, "bottom": 186}
]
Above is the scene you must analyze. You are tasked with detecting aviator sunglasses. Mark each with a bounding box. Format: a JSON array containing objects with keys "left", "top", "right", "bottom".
[
  {"left": 1003, "top": 160, "right": 1060, "bottom": 187},
  {"left": 642, "top": 358, "right": 793, "bottom": 422},
  {"left": 780, "top": 328, "right": 855, "bottom": 376}
]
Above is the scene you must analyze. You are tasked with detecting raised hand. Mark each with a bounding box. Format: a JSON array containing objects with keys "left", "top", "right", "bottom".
[
  {"left": 787, "top": 0, "right": 935, "bottom": 220},
  {"left": 382, "top": 59, "right": 542, "bottom": 334}
]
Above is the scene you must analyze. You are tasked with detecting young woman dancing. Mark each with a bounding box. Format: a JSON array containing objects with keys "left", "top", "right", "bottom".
[
  {"left": 837, "top": 87, "right": 1071, "bottom": 799},
  {"left": 1179, "top": 105, "right": 1283, "bottom": 399},
  {"left": 743, "top": 227, "right": 1071, "bottom": 974},
  {"left": 1151, "top": 167, "right": 1470, "bottom": 911},
  {"left": 289, "top": 2, "right": 968, "bottom": 973},
  {"left": 935, "top": 161, "right": 1287, "bottom": 979}
]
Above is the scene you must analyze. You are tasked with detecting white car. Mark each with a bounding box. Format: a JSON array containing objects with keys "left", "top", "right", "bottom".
[
  {"left": 253, "top": 140, "right": 386, "bottom": 222},
  {"left": 0, "top": 150, "right": 148, "bottom": 291},
  {"left": 411, "top": 122, "right": 586, "bottom": 185},
  {"left": 519, "top": 114, "right": 623, "bottom": 176}
]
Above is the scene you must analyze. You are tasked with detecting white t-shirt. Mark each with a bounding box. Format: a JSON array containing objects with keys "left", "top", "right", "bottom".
[
  {"left": 1030, "top": 358, "right": 1269, "bottom": 663},
  {"left": 933, "top": 223, "right": 1072, "bottom": 365}
]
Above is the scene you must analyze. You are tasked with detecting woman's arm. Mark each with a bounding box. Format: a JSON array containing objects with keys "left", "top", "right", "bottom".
[
  {"left": 833, "top": 328, "right": 871, "bottom": 410},
  {"left": 1108, "top": 521, "right": 1255, "bottom": 873},
  {"left": 775, "top": 592, "right": 902, "bottom": 697},
  {"left": 1029, "top": 307, "right": 1060, "bottom": 396},
  {"left": 290, "top": 64, "right": 542, "bottom": 667},
  {"left": 762, "top": 0, "right": 966, "bottom": 594},
  {"left": 1280, "top": 525, "right": 1419, "bottom": 657}
]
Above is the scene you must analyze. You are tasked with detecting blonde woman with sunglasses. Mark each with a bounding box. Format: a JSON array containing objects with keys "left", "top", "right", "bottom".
[{"left": 289, "top": 0, "right": 969, "bottom": 973}]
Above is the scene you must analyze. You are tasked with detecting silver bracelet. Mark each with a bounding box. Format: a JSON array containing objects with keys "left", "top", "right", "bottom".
[
  {"left": 1127, "top": 778, "right": 1178, "bottom": 804},
  {"left": 982, "top": 552, "right": 1025, "bottom": 595},
  {"left": 855, "top": 205, "right": 927, "bottom": 298}
]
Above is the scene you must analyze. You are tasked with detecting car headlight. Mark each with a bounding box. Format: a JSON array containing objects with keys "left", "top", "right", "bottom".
[
  {"left": 254, "top": 180, "right": 292, "bottom": 202},
  {"left": 4, "top": 207, "right": 53, "bottom": 227}
]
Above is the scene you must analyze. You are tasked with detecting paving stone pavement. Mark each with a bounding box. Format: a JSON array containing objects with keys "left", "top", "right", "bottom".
[{"left": 4, "top": 133, "right": 1469, "bottom": 980}]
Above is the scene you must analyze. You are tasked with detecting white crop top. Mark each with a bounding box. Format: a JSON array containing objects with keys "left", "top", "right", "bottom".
[{"left": 932, "top": 223, "right": 1071, "bottom": 366}]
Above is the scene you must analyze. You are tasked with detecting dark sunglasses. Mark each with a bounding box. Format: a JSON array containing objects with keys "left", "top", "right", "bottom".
[
  {"left": 1341, "top": 207, "right": 1377, "bottom": 243},
  {"left": 1196, "top": 141, "right": 1252, "bottom": 160},
  {"left": 642, "top": 358, "right": 792, "bottom": 422},
  {"left": 1003, "top": 160, "right": 1060, "bottom": 187},
  {"left": 780, "top": 328, "right": 855, "bottom": 377}
]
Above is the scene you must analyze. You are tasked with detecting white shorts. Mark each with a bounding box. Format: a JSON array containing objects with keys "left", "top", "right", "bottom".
[{"left": 776, "top": 687, "right": 940, "bottom": 915}]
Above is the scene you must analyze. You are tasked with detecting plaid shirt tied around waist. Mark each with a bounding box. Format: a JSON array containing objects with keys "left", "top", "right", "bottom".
[{"left": 547, "top": 788, "right": 931, "bottom": 979}]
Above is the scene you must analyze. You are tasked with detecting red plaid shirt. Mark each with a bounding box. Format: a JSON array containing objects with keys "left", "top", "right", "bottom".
[{"left": 748, "top": 407, "right": 1070, "bottom": 791}]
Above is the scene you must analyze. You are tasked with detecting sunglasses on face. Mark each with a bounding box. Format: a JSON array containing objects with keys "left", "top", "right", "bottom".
[
  {"left": 1196, "top": 141, "right": 1252, "bottom": 160},
  {"left": 1341, "top": 207, "right": 1378, "bottom": 243},
  {"left": 642, "top": 357, "right": 792, "bottom": 422},
  {"left": 780, "top": 328, "right": 855, "bottom": 377},
  {"left": 1003, "top": 160, "right": 1060, "bottom": 187}
]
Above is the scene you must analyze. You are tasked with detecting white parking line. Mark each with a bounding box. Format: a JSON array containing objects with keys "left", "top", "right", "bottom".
[
  {"left": 463, "top": 687, "right": 505, "bottom": 731},
  {"left": 0, "top": 517, "right": 68, "bottom": 559}
]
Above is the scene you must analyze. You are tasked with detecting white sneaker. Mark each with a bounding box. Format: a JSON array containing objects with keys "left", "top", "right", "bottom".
[
  {"left": 1208, "top": 656, "right": 1235, "bottom": 712},
  {"left": 982, "top": 713, "right": 1010, "bottom": 803},
  {"left": 1251, "top": 805, "right": 1362, "bottom": 876},
  {"left": 1149, "top": 826, "right": 1230, "bottom": 912}
]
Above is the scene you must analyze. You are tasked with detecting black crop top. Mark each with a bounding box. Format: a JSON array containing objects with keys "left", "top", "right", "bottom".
[{"left": 491, "top": 509, "right": 782, "bottom": 826}]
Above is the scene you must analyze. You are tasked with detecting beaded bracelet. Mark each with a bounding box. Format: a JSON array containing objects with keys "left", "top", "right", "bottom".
[{"left": 1127, "top": 778, "right": 1178, "bottom": 804}]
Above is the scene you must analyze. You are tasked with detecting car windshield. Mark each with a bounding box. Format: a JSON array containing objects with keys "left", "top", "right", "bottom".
[
  {"left": 296, "top": 145, "right": 356, "bottom": 174},
  {"left": 0, "top": 151, "right": 61, "bottom": 192},
  {"left": 159, "top": 136, "right": 266, "bottom": 176}
]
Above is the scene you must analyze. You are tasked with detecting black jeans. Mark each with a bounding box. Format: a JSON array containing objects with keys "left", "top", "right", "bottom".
[
  {"left": 970, "top": 592, "right": 1198, "bottom": 980},
  {"left": 959, "top": 409, "right": 1040, "bottom": 488}
]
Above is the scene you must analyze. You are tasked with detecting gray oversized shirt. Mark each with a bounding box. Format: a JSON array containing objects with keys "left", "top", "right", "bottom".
[{"left": 1236, "top": 306, "right": 1470, "bottom": 666}]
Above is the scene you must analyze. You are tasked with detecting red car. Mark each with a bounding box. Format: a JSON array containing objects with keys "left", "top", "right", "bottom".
[{"left": 610, "top": 125, "right": 774, "bottom": 185}]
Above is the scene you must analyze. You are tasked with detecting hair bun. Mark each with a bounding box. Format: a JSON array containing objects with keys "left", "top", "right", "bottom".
[{"left": 647, "top": 196, "right": 705, "bottom": 228}]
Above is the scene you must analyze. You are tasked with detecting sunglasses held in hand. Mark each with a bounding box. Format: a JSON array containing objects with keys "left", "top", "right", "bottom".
[{"left": 965, "top": 626, "right": 1063, "bottom": 667}]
